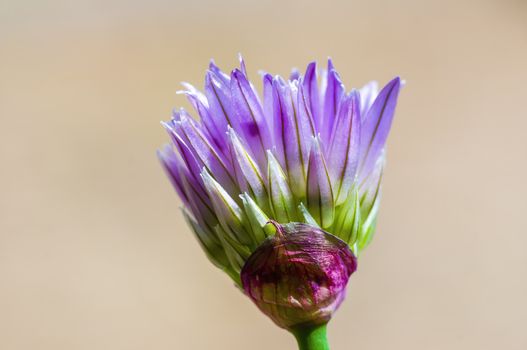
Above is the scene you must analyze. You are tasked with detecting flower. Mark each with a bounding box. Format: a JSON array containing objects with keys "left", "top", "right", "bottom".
[
  {"left": 159, "top": 56, "right": 401, "bottom": 347},
  {"left": 159, "top": 57, "right": 400, "bottom": 284}
]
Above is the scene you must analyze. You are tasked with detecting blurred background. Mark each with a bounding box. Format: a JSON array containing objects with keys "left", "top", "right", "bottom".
[{"left": 1, "top": 0, "right": 526, "bottom": 349}]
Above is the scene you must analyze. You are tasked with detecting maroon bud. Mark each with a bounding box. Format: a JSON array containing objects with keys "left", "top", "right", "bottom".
[{"left": 240, "top": 221, "right": 357, "bottom": 330}]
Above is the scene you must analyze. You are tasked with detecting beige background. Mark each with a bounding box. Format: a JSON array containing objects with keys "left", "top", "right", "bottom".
[{"left": 1, "top": 0, "right": 527, "bottom": 349}]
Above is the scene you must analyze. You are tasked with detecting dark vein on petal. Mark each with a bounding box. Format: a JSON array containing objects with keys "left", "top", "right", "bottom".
[{"left": 361, "top": 82, "right": 396, "bottom": 170}]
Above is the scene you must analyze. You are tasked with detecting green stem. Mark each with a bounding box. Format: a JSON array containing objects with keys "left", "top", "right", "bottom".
[{"left": 291, "top": 323, "right": 330, "bottom": 350}]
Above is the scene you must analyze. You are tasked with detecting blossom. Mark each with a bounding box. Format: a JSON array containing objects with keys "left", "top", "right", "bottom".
[
  {"left": 159, "top": 57, "right": 400, "bottom": 284},
  {"left": 158, "top": 57, "right": 401, "bottom": 347}
]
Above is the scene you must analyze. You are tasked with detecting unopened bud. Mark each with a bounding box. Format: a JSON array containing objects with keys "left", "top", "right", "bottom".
[{"left": 241, "top": 221, "right": 357, "bottom": 330}]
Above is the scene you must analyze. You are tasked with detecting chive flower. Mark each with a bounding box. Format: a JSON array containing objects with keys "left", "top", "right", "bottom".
[{"left": 158, "top": 56, "right": 401, "bottom": 350}]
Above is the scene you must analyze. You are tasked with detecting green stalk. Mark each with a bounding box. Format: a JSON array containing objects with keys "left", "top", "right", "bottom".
[{"left": 291, "top": 323, "right": 330, "bottom": 350}]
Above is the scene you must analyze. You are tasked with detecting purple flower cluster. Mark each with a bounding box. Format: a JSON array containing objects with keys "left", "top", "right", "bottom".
[{"left": 159, "top": 57, "right": 401, "bottom": 282}]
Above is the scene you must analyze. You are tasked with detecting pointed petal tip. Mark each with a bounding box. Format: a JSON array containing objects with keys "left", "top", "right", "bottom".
[
  {"left": 231, "top": 67, "right": 247, "bottom": 80},
  {"left": 394, "top": 76, "right": 407, "bottom": 88},
  {"left": 262, "top": 72, "right": 273, "bottom": 82},
  {"left": 209, "top": 58, "right": 218, "bottom": 69},
  {"left": 304, "top": 61, "right": 317, "bottom": 76},
  {"left": 237, "top": 53, "right": 245, "bottom": 66},
  {"left": 238, "top": 53, "right": 248, "bottom": 75},
  {"left": 327, "top": 57, "right": 335, "bottom": 70},
  {"left": 388, "top": 76, "right": 402, "bottom": 88}
]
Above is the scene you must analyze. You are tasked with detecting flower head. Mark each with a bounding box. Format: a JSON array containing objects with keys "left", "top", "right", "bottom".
[{"left": 159, "top": 57, "right": 401, "bottom": 285}]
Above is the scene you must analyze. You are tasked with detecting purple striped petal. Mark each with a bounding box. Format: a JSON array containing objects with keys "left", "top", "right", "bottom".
[
  {"left": 266, "top": 75, "right": 286, "bottom": 167},
  {"left": 176, "top": 112, "right": 238, "bottom": 194},
  {"left": 271, "top": 77, "right": 313, "bottom": 198},
  {"left": 359, "top": 81, "right": 379, "bottom": 119},
  {"left": 320, "top": 59, "right": 345, "bottom": 143},
  {"left": 162, "top": 120, "right": 202, "bottom": 185},
  {"left": 227, "top": 127, "right": 268, "bottom": 210},
  {"left": 306, "top": 136, "right": 335, "bottom": 228},
  {"left": 301, "top": 62, "right": 321, "bottom": 133},
  {"left": 238, "top": 53, "right": 248, "bottom": 77},
  {"left": 359, "top": 77, "right": 401, "bottom": 180},
  {"left": 157, "top": 145, "right": 189, "bottom": 207},
  {"left": 178, "top": 84, "right": 230, "bottom": 154},
  {"left": 327, "top": 91, "right": 361, "bottom": 205},
  {"left": 208, "top": 59, "right": 230, "bottom": 84},
  {"left": 160, "top": 132, "right": 219, "bottom": 231},
  {"left": 262, "top": 73, "right": 278, "bottom": 142},
  {"left": 204, "top": 69, "right": 234, "bottom": 130},
  {"left": 230, "top": 69, "right": 272, "bottom": 167}
]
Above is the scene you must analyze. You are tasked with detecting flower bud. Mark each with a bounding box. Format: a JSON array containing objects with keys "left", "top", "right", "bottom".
[{"left": 241, "top": 221, "right": 357, "bottom": 330}]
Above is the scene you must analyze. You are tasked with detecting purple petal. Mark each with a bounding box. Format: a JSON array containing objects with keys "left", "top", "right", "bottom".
[
  {"left": 320, "top": 59, "right": 345, "bottom": 144},
  {"left": 359, "top": 77, "right": 401, "bottom": 180},
  {"left": 157, "top": 144, "right": 189, "bottom": 207},
  {"left": 306, "top": 136, "right": 335, "bottom": 228},
  {"left": 158, "top": 141, "right": 218, "bottom": 234},
  {"left": 179, "top": 84, "right": 230, "bottom": 155},
  {"left": 262, "top": 73, "right": 277, "bottom": 138},
  {"left": 230, "top": 69, "right": 272, "bottom": 167},
  {"left": 177, "top": 112, "right": 238, "bottom": 194},
  {"left": 204, "top": 69, "right": 234, "bottom": 130},
  {"left": 208, "top": 59, "right": 230, "bottom": 84},
  {"left": 302, "top": 61, "right": 321, "bottom": 133},
  {"left": 289, "top": 68, "right": 300, "bottom": 82},
  {"left": 228, "top": 127, "right": 268, "bottom": 210},
  {"left": 238, "top": 53, "right": 248, "bottom": 77},
  {"left": 267, "top": 76, "right": 286, "bottom": 167},
  {"left": 162, "top": 120, "right": 202, "bottom": 184},
  {"left": 359, "top": 81, "right": 379, "bottom": 119},
  {"left": 271, "top": 78, "right": 314, "bottom": 198},
  {"left": 327, "top": 91, "right": 361, "bottom": 205}
]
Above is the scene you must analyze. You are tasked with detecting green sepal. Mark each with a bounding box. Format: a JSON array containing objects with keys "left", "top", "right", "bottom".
[
  {"left": 182, "top": 210, "right": 235, "bottom": 276},
  {"left": 332, "top": 187, "right": 361, "bottom": 250},
  {"left": 214, "top": 225, "right": 250, "bottom": 283},
  {"left": 299, "top": 202, "right": 321, "bottom": 228},
  {"left": 267, "top": 150, "right": 297, "bottom": 223},
  {"left": 240, "top": 192, "right": 271, "bottom": 247}
]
